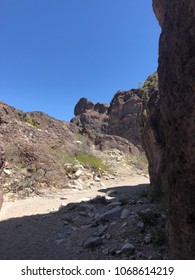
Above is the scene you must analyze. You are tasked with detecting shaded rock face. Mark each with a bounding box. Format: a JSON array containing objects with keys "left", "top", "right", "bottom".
[
  {"left": 140, "top": 73, "right": 165, "bottom": 189},
  {"left": 0, "top": 145, "right": 5, "bottom": 209},
  {"left": 71, "top": 90, "right": 143, "bottom": 151},
  {"left": 153, "top": 0, "right": 195, "bottom": 259},
  {"left": 152, "top": 0, "right": 166, "bottom": 27}
]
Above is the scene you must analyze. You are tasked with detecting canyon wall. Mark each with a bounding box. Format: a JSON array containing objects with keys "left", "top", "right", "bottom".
[
  {"left": 153, "top": 0, "right": 195, "bottom": 259},
  {"left": 0, "top": 145, "right": 5, "bottom": 209}
]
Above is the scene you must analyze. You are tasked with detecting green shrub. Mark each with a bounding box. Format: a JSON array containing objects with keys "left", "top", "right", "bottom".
[
  {"left": 20, "top": 115, "right": 40, "bottom": 128},
  {"left": 76, "top": 152, "right": 109, "bottom": 172}
]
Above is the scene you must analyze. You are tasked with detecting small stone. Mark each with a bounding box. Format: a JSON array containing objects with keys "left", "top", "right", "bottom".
[
  {"left": 78, "top": 203, "right": 95, "bottom": 212},
  {"left": 144, "top": 234, "right": 151, "bottom": 244},
  {"left": 106, "top": 190, "right": 117, "bottom": 196},
  {"left": 97, "top": 224, "right": 108, "bottom": 236},
  {"left": 120, "top": 209, "right": 131, "bottom": 220},
  {"left": 94, "top": 176, "right": 101, "bottom": 182},
  {"left": 110, "top": 222, "right": 117, "bottom": 227},
  {"left": 99, "top": 206, "right": 122, "bottom": 222},
  {"left": 121, "top": 243, "right": 135, "bottom": 254},
  {"left": 137, "top": 221, "right": 145, "bottom": 231},
  {"left": 122, "top": 222, "right": 128, "bottom": 228},
  {"left": 102, "top": 248, "right": 109, "bottom": 255},
  {"left": 106, "top": 202, "right": 122, "bottom": 209},
  {"left": 105, "top": 233, "right": 112, "bottom": 240},
  {"left": 75, "top": 169, "right": 83, "bottom": 179},
  {"left": 84, "top": 237, "right": 103, "bottom": 248}
]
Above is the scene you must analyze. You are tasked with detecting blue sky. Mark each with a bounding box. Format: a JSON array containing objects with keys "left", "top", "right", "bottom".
[{"left": 0, "top": 0, "right": 160, "bottom": 121}]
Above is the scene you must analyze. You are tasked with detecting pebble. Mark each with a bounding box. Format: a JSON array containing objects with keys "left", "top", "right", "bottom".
[
  {"left": 99, "top": 206, "right": 122, "bottom": 222},
  {"left": 102, "top": 248, "right": 109, "bottom": 255},
  {"left": 121, "top": 243, "right": 135, "bottom": 254},
  {"left": 84, "top": 237, "right": 103, "bottom": 248},
  {"left": 120, "top": 209, "right": 131, "bottom": 220},
  {"left": 144, "top": 234, "right": 152, "bottom": 244}
]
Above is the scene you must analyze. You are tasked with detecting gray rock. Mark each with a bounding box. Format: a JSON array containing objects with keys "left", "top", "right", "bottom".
[
  {"left": 106, "top": 190, "right": 117, "bottom": 196},
  {"left": 84, "top": 237, "right": 103, "bottom": 248},
  {"left": 97, "top": 224, "right": 108, "bottom": 236},
  {"left": 120, "top": 209, "right": 131, "bottom": 220},
  {"left": 99, "top": 206, "right": 122, "bottom": 222},
  {"left": 77, "top": 203, "right": 95, "bottom": 212},
  {"left": 137, "top": 221, "right": 145, "bottom": 231},
  {"left": 102, "top": 248, "right": 109, "bottom": 255},
  {"left": 106, "top": 202, "right": 122, "bottom": 209},
  {"left": 121, "top": 243, "right": 135, "bottom": 254},
  {"left": 144, "top": 234, "right": 152, "bottom": 244}
]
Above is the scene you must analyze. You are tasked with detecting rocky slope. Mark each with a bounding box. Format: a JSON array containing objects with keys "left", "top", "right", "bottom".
[
  {"left": 152, "top": 0, "right": 195, "bottom": 259},
  {"left": 0, "top": 100, "right": 147, "bottom": 200}
]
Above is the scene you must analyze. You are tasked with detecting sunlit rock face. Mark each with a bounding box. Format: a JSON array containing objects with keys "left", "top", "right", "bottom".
[{"left": 153, "top": 0, "right": 195, "bottom": 259}]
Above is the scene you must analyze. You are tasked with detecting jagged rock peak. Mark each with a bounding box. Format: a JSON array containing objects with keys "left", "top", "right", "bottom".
[{"left": 74, "top": 98, "right": 108, "bottom": 116}]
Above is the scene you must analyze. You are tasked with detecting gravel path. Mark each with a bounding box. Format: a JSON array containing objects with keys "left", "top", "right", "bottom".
[{"left": 0, "top": 175, "right": 168, "bottom": 260}]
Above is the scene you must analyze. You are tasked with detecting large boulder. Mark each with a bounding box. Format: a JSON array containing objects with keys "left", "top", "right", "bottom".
[{"left": 153, "top": 0, "right": 195, "bottom": 259}]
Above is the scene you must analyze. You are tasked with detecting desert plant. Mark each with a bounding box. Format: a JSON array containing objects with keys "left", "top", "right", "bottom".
[
  {"left": 76, "top": 152, "right": 109, "bottom": 172},
  {"left": 20, "top": 115, "right": 40, "bottom": 128}
]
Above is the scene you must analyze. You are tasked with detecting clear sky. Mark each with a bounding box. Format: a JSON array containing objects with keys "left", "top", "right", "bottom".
[{"left": 0, "top": 0, "right": 160, "bottom": 121}]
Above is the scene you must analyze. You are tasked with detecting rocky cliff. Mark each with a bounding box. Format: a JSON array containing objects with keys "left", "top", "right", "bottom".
[
  {"left": 71, "top": 89, "right": 143, "bottom": 150},
  {"left": 140, "top": 73, "right": 165, "bottom": 190},
  {"left": 0, "top": 145, "right": 5, "bottom": 209},
  {"left": 152, "top": 0, "right": 195, "bottom": 259}
]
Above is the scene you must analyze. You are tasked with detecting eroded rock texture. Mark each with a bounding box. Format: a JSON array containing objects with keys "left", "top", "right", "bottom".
[
  {"left": 0, "top": 145, "right": 5, "bottom": 209},
  {"left": 71, "top": 90, "right": 143, "bottom": 151},
  {"left": 153, "top": 0, "right": 195, "bottom": 259},
  {"left": 140, "top": 73, "right": 165, "bottom": 190}
]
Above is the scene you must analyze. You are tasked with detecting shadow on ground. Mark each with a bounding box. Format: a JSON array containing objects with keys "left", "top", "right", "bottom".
[{"left": 0, "top": 183, "right": 151, "bottom": 260}]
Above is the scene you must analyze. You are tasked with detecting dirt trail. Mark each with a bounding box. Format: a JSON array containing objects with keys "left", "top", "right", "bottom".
[
  {"left": 0, "top": 175, "right": 168, "bottom": 260},
  {"left": 0, "top": 175, "right": 149, "bottom": 221}
]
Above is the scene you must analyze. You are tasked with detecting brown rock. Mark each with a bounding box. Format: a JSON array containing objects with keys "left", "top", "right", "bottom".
[
  {"left": 140, "top": 73, "right": 165, "bottom": 189},
  {"left": 0, "top": 145, "right": 5, "bottom": 209},
  {"left": 154, "top": 0, "right": 195, "bottom": 259},
  {"left": 74, "top": 98, "right": 94, "bottom": 116}
]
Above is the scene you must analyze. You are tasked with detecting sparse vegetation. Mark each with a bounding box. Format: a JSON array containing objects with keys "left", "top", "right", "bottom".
[
  {"left": 20, "top": 115, "right": 40, "bottom": 128},
  {"left": 139, "top": 72, "right": 158, "bottom": 102},
  {"left": 73, "top": 133, "right": 87, "bottom": 143},
  {"left": 76, "top": 152, "right": 110, "bottom": 172}
]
